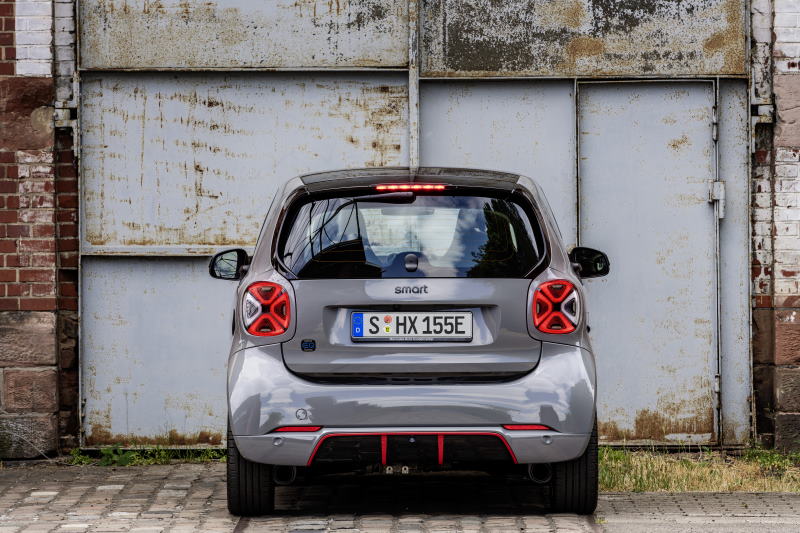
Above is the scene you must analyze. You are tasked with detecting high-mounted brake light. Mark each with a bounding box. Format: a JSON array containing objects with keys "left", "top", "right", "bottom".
[
  {"left": 272, "top": 426, "right": 322, "bottom": 433},
  {"left": 503, "top": 424, "right": 553, "bottom": 431},
  {"left": 533, "top": 279, "right": 579, "bottom": 334},
  {"left": 242, "top": 281, "right": 291, "bottom": 336},
  {"left": 374, "top": 184, "right": 446, "bottom": 191}
]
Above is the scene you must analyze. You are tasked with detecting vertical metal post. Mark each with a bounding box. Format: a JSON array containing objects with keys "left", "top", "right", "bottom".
[
  {"left": 408, "top": 0, "right": 420, "bottom": 174},
  {"left": 712, "top": 78, "right": 724, "bottom": 446}
]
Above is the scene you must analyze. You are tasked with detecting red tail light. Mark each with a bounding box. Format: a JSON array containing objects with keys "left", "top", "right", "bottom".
[
  {"left": 272, "top": 426, "right": 322, "bottom": 433},
  {"left": 242, "top": 281, "right": 291, "bottom": 336},
  {"left": 503, "top": 424, "right": 553, "bottom": 431},
  {"left": 533, "top": 279, "right": 578, "bottom": 334},
  {"left": 375, "top": 184, "right": 446, "bottom": 191}
]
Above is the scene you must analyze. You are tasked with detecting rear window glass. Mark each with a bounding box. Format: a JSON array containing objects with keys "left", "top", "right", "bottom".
[{"left": 277, "top": 193, "right": 543, "bottom": 278}]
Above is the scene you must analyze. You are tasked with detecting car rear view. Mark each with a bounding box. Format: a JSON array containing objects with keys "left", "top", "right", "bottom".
[{"left": 210, "top": 168, "right": 607, "bottom": 516}]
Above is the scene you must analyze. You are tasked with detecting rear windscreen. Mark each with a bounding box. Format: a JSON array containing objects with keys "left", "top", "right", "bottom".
[{"left": 277, "top": 192, "right": 544, "bottom": 278}]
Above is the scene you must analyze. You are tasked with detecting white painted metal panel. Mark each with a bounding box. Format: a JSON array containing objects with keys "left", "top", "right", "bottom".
[
  {"left": 80, "top": 73, "right": 409, "bottom": 254},
  {"left": 579, "top": 83, "right": 718, "bottom": 444},
  {"left": 80, "top": 0, "right": 408, "bottom": 70},
  {"left": 718, "top": 80, "right": 752, "bottom": 445},
  {"left": 419, "top": 81, "right": 577, "bottom": 245},
  {"left": 81, "top": 257, "right": 232, "bottom": 445}
]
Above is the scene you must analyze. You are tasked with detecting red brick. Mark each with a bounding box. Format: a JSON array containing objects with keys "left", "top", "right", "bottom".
[
  {"left": 3, "top": 47, "right": 14, "bottom": 61},
  {"left": 58, "top": 297, "right": 77, "bottom": 311},
  {"left": 6, "top": 165, "right": 18, "bottom": 179},
  {"left": 59, "top": 282, "right": 77, "bottom": 297},
  {"left": 0, "top": 196, "right": 5, "bottom": 208},
  {"left": 59, "top": 252, "right": 77, "bottom": 268},
  {"left": 0, "top": 62, "right": 13, "bottom": 76},
  {"left": 19, "top": 298, "right": 56, "bottom": 311},
  {"left": 0, "top": 224, "right": 4, "bottom": 237},
  {"left": 0, "top": 269, "right": 15, "bottom": 282},
  {"left": 6, "top": 224, "right": 29, "bottom": 238},
  {"left": 6, "top": 283, "right": 30, "bottom": 297},
  {"left": 56, "top": 165, "right": 76, "bottom": 178},
  {"left": 19, "top": 239, "right": 55, "bottom": 252},
  {"left": 57, "top": 194, "right": 77, "bottom": 209},
  {"left": 0, "top": 240, "right": 16, "bottom": 253},
  {"left": 0, "top": 180, "right": 17, "bottom": 193},
  {"left": 19, "top": 269, "right": 55, "bottom": 283},
  {"left": 56, "top": 150, "right": 74, "bottom": 164},
  {"left": 55, "top": 179, "right": 77, "bottom": 193},
  {"left": 0, "top": 210, "right": 18, "bottom": 223},
  {"left": 0, "top": 152, "right": 14, "bottom": 164},
  {"left": 5, "top": 195, "right": 19, "bottom": 209},
  {"left": 3, "top": 18, "right": 14, "bottom": 32},
  {"left": 0, "top": 5, "right": 11, "bottom": 17},
  {"left": 57, "top": 223, "right": 76, "bottom": 237},
  {"left": 0, "top": 33, "right": 11, "bottom": 47},
  {"left": 32, "top": 224, "right": 54, "bottom": 237},
  {"left": 31, "top": 253, "right": 56, "bottom": 267},
  {"left": 755, "top": 295, "right": 773, "bottom": 308},
  {"left": 0, "top": 298, "right": 18, "bottom": 310},
  {"left": 55, "top": 210, "right": 75, "bottom": 222},
  {"left": 31, "top": 283, "right": 54, "bottom": 297},
  {"left": 5, "top": 254, "right": 27, "bottom": 267},
  {"left": 58, "top": 238, "right": 77, "bottom": 252}
]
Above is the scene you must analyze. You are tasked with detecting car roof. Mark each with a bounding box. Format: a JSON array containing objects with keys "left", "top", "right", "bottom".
[{"left": 299, "top": 167, "right": 522, "bottom": 192}]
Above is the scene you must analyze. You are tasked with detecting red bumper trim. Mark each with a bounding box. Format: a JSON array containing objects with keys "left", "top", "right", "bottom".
[{"left": 306, "top": 431, "right": 518, "bottom": 467}]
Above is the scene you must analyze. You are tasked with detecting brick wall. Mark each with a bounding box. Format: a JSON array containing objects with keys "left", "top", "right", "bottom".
[
  {"left": 0, "top": 0, "right": 60, "bottom": 458},
  {"left": 760, "top": 0, "right": 800, "bottom": 450}
]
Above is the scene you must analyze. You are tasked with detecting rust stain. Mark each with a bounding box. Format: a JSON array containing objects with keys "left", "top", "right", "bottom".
[
  {"left": 86, "top": 424, "right": 223, "bottom": 447},
  {"left": 600, "top": 408, "right": 714, "bottom": 442},
  {"left": 668, "top": 134, "right": 691, "bottom": 151},
  {"left": 560, "top": 36, "right": 605, "bottom": 71}
]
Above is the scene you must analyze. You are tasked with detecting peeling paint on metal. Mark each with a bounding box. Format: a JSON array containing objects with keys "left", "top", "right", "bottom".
[
  {"left": 80, "top": 0, "right": 408, "bottom": 69},
  {"left": 80, "top": 73, "right": 409, "bottom": 252},
  {"left": 421, "top": 0, "right": 746, "bottom": 77},
  {"left": 86, "top": 425, "right": 223, "bottom": 446}
]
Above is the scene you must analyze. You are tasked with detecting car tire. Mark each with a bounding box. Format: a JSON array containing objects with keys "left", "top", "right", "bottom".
[
  {"left": 550, "top": 420, "right": 598, "bottom": 515},
  {"left": 227, "top": 425, "right": 275, "bottom": 516}
]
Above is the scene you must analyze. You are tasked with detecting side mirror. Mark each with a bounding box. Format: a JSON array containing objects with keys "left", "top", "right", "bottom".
[
  {"left": 569, "top": 247, "right": 610, "bottom": 278},
  {"left": 209, "top": 249, "right": 251, "bottom": 280}
]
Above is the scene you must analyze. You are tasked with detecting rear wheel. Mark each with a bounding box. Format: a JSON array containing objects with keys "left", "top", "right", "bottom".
[
  {"left": 550, "top": 421, "right": 598, "bottom": 515},
  {"left": 227, "top": 425, "right": 274, "bottom": 516}
]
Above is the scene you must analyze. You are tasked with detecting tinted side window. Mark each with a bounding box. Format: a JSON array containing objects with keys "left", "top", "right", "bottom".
[{"left": 278, "top": 194, "right": 543, "bottom": 279}]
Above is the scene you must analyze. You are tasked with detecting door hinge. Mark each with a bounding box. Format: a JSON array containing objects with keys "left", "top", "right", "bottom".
[
  {"left": 708, "top": 180, "right": 725, "bottom": 219},
  {"left": 712, "top": 106, "right": 718, "bottom": 142},
  {"left": 712, "top": 373, "right": 721, "bottom": 409}
]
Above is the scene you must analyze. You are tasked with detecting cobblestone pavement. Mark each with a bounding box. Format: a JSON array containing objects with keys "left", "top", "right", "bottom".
[{"left": 0, "top": 463, "right": 799, "bottom": 532}]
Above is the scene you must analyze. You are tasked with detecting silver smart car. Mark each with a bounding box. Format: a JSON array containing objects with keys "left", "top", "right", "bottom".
[{"left": 209, "top": 168, "right": 610, "bottom": 515}]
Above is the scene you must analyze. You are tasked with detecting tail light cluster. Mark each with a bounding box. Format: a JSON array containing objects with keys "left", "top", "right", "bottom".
[
  {"left": 242, "top": 281, "right": 291, "bottom": 336},
  {"left": 533, "top": 279, "right": 579, "bottom": 334}
]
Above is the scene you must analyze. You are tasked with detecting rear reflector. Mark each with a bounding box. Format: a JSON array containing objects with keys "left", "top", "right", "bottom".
[
  {"left": 375, "top": 184, "right": 446, "bottom": 191},
  {"left": 272, "top": 426, "right": 322, "bottom": 433},
  {"left": 502, "top": 424, "right": 553, "bottom": 431}
]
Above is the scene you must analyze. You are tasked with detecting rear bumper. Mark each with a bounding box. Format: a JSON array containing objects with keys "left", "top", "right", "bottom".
[
  {"left": 234, "top": 426, "right": 590, "bottom": 466},
  {"left": 228, "top": 341, "right": 595, "bottom": 466}
]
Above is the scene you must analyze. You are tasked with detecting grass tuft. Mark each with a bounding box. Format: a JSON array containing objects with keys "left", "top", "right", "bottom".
[{"left": 600, "top": 446, "right": 800, "bottom": 492}]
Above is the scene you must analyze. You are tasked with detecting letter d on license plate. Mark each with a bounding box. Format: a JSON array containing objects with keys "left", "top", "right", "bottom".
[{"left": 351, "top": 311, "right": 472, "bottom": 342}]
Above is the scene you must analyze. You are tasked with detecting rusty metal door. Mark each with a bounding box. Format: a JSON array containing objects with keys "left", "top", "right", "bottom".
[
  {"left": 80, "top": 73, "right": 409, "bottom": 445},
  {"left": 578, "top": 82, "right": 719, "bottom": 444}
]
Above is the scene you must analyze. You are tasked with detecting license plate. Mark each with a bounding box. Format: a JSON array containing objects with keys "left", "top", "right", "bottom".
[{"left": 351, "top": 312, "right": 472, "bottom": 342}]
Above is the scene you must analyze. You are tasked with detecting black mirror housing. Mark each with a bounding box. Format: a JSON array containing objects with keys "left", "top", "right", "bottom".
[
  {"left": 569, "top": 247, "right": 610, "bottom": 278},
  {"left": 209, "top": 248, "right": 251, "bottom": 280}
]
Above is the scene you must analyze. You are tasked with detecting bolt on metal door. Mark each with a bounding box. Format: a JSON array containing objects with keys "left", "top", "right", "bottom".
[{"left": 578, "top": 82, "right": 719, "bottom": 444}]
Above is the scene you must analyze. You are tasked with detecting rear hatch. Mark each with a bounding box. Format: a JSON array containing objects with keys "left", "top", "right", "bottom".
[{"left": 277, "top": 185, "right": 547, "bottom": 381}]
